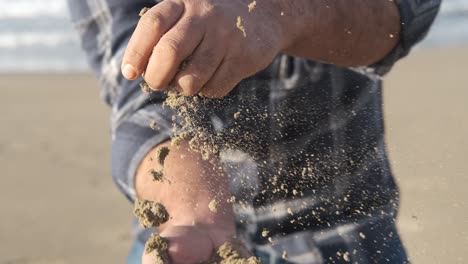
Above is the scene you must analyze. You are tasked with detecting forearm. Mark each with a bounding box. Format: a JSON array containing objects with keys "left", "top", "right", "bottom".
[
  {"left": 279, "top": 0, "right": 401, "bottom": 66},
  {"left": 135, "top": 141, "right": 235, "bottom": 231}
]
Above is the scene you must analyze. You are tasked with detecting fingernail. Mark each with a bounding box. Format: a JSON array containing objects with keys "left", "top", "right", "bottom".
[
  {"left": 122, "top": 64, "right": 137, "bottom": 80},
  {"left": 178, "top": 75, "right": 193, "bottom": 89}
]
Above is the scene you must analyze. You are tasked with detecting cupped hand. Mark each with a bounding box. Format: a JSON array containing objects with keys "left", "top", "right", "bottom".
[
  {"left": 122, "top": 0, "right": 290, "bottom": 98},
  {"left": 142, "top": 224, "right": 235, "bottom": 264}
]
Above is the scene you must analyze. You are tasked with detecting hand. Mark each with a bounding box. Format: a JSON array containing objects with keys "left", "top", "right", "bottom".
[
  {"left": 143, "top": 224, "right": 234, "bottom": 264},
  {"left": 136, "top": 141, "right": 236, "bottom": 263},
  {"left": 122, "top": 0, "right": 290, "bottom": 98}
]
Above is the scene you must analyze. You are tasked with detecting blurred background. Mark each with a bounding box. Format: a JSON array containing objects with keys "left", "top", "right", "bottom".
[{"left": 0, "top": 0, "right": 467, "bottom": 263}]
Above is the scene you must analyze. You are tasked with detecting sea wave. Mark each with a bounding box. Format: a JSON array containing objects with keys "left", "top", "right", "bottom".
[
  {"left": 0, "top": 0, "right": 69, "bottom": 18},
  {"left": 0, "top": 32, "right": 77, "bottom": 49},
  {"left": 0, "top": 0, "right": 467, "bottom": 72},
  {"left": 440, "top": 0, "right": 468, "bottom": 15},
  {"left": 0, "top": 17, "right": 72, "bottom": 33}
]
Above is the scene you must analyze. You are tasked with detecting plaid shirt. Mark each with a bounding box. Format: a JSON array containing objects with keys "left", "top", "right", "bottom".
[{"left": 68, "top": 0, "right": 440, "bottom": 263}]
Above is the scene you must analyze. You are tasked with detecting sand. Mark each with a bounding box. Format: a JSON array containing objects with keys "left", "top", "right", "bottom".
[
  {"left": 214, "top": 240, "right": 261, "bottom": 264},
  {"left": 133, "top": 199, "right": 171, "bottom": 262},
  {"left": 163, "top": 90, "right": 222, "bottom": 160},
  {"left": 236, "top": 17, "right": 246, "bottom": 37},
  {"left": 140, "top": 82, "right": 151, "bottom": 94},
  {"left": 0, "top": 46, "right": 467, "bottom": 263},
  {"left": 385, "top": 46, "right": 468, "bottom": 263},
  {"left": 248, "top": 1, "right": 257, "bottom": 13},
  {"left": 133, "top": 200, "right": 169, "bottom": 228},
  {"left": 139, "top": 7, "right": 150, "bottom": 17},
  {"left": 144, "top": 234, "right": 169, "bottom": 264},
  {"left": 155, "top": 146, "right": 170, "bottom": 167},
  {"left": 149, "top": 169, "right": 164, "bottom": 182},
  {"left": 0, "top": 73, "right": 131, "bottom": 263},
  {"left": 208, "top": 199, "right": 219, "bottom": 213}
]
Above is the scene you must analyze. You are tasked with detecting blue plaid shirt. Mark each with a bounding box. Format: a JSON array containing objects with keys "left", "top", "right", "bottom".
[{"left": 68, "top": 1, "right": 440, "bottom": 263}]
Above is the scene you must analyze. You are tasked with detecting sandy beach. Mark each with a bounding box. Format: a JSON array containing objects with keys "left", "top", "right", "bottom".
[
  {"left": 0, "top": 74, "right": 131, "bottom": 263},
  {"left": 0, "top": 46, "right": 467, "bottom": 263},
  {"left": 385, "top": 46, "right": 468, "bottom": 263}
]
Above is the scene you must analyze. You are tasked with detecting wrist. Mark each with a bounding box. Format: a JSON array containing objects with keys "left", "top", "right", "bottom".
[
  {"left": 136, "top": 140, "right": 235, "bottom": 229},
  {"left": 273, "top": 0, "right": 310, "bottom": 53}
]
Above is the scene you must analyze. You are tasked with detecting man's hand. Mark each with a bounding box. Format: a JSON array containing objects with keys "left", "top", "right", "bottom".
[
  {"left": 143, "top": 225, "right": 232, "bottom": 263},
  {"left": 136, "top": 141, "right": 236, "bottom": 264},
  {"left": 121, "top": 0, "right": 288, "bottom": 98},
  {"left": 122, "top": 0, "right": 400, "bottom": 98}
]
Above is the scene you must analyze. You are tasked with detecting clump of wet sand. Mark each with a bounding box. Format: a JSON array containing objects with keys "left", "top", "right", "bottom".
[
  {"left": 214, "top": 240, "right": 262, "bottom": 264},
  {"left": 134, "top": 200, "right": 170, "bottom": 228},
  {"left": 208, "top": 198, "right": 219, "bottom": 213},
  {"left": 145, "top": 233, "right": 170, "bottom": 264},
  {"left": 133, "top": 200, "right": 172, "bottom": 263},
  {"left": 139, "top": 7, "right": 150, "bottom": 17},
  {"left": 141, "top": 82, "right": 151, "bottom": 93},
  {"left": 156, "top": 146, "right": 170, "bottom": 166},
  {"left": 236, "top": 16, "right": 247, "bottom": 37},
  {"left": 149, "top": 169, "right": 164, "bottom": 182},
  {"left": 248, "top": 1, "right": 257, "bottom": 12}
]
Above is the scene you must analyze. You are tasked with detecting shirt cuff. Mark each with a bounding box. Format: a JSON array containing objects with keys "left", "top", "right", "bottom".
[
  {"left": 111, "top": 97, "right": 174, "bottom": 202},
  {"left": 367, "top": 0, "right": 441, "bottom": 76}
]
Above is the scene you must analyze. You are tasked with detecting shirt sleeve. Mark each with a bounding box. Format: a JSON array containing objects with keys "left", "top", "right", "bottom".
[
  {"left": 67, "top": 0, "right": 174, "bottom": 202},
  {"left": 369, "top": 0, "right": 441, "bottom": 75}
]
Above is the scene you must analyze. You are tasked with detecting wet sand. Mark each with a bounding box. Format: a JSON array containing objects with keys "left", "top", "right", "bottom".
[
  {"left": 0, "top": 46, "right": 467, "bottom": 263},
  {"left": 385, "top": 46, "right": 468, "bottom": 263},
  {"left": 0, "top": 74, "right": 131, "bottom": 263}
]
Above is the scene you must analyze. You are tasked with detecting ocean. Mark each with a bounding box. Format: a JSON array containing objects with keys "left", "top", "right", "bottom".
[{"left": 0, "top": 0, "right": 467, "bottom": 72}]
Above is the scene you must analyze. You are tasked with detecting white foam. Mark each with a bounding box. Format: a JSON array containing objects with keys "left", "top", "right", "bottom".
[
  {"left": 440, "top": 0, "right": 468, "bottom": 15},
  {"left": 0, "top": 32, "right": 76, "bottom": 48},
  {"left": 0, "top": 0, "right": 68, "bottom": 18},
  {"left": 0, "top": 58, "right": 89, "bottom": 72}
]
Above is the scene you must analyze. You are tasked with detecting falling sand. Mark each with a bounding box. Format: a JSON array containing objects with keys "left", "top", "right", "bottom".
[
  {"left": 208, "top": 199, "right": 219, "bottom": 213},
  {"left": 133, "top": 4, "right": 268, "bottom": 262}
]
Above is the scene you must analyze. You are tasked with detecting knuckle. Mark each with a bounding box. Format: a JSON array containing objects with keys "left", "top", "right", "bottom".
[
  {"left": 126, "top": 48, "right": 146, "bottom": 62},
  {"left": 217, "top": 26, "right": 231, "bottom": 39},
  {"left": 197, "top": 49, "right": 217, "bottom": 67},
  {"left": 223, "top": 55, "right": 242, "bottom": 67},
  {"left": 200, "top": 1, "right": 219, "bottom": 16},
  {"left": 201, "top": 88, "right": 223, "bottom": 99},
  {"left": 182, "top": 89, "right": 198, "bottom": 97},
  {"left": 178, "top": 76, "right": 200, "bottom": 96},
  {"left": 139, "top": 11, "right": 165, "bottom": 33},
  {"left": 157, "top": 35, "right": 182, "bottom": 62},
  {"left": 145, "top": 77, "right": 163, "bottom": 91},
  {"left": 201, "top": 83, "right": 227, "bottom": 98},
  {"left": 181, "top": 77, "right": 194, "bottom": 89}
]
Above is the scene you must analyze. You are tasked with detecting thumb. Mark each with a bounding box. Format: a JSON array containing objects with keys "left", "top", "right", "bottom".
[
  {"left": 142, "top": 251, "right": 167, "bottom": 264},
  {"left": 143, "top": 226, "right": 215, "bottom": 264}
]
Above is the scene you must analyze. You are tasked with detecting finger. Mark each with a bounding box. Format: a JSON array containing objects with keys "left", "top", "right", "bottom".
[
  {"left": 200, "top": 58, "right": 243, "bottom": 98},
  {"left": 172, "top": 33, "right": 225, "bottom": 96},
  {"left": 122, "top": 0, "right": 184, "bottom": 80},
  {"left": 142, "top": 252, "right": 161, "bottom": 264},
  {"left": 144, "top": 16, "right": 205, "bottom": 90},
  {"left": 141, "top": 227, "right": 214, "bottom": 264}
]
